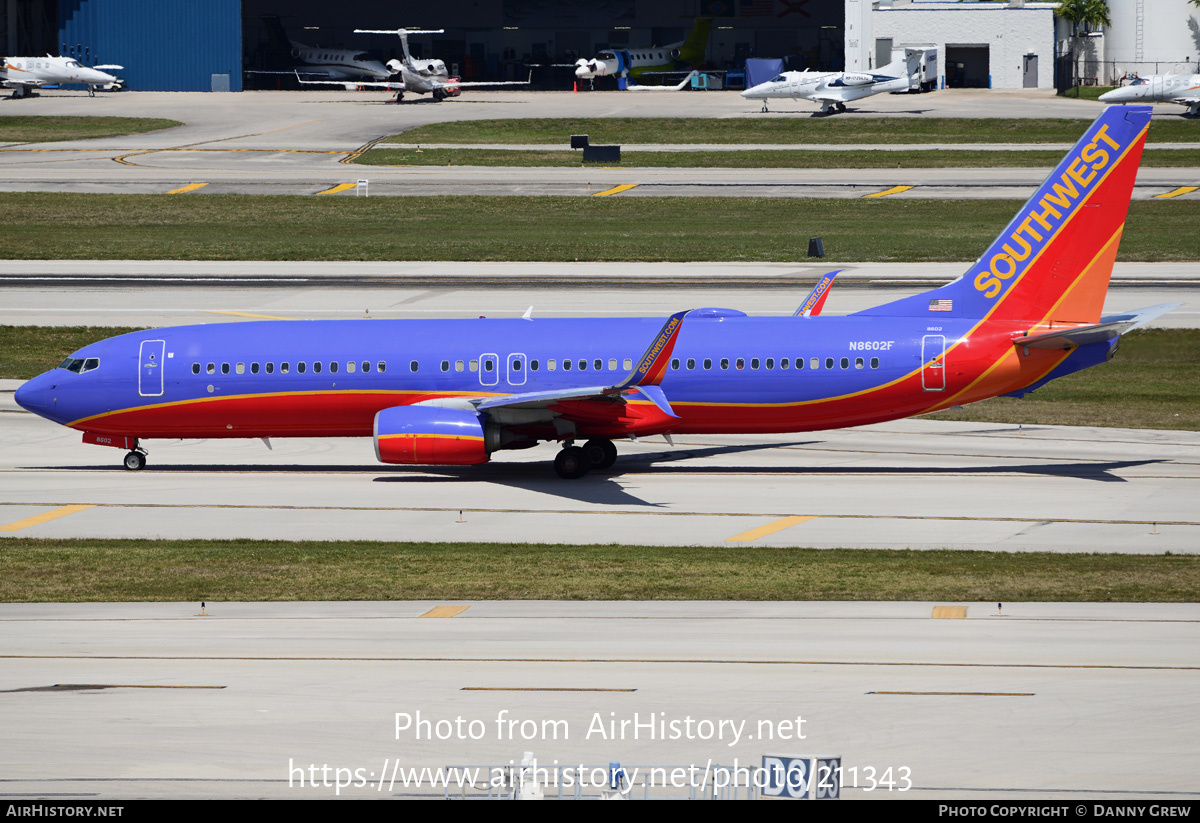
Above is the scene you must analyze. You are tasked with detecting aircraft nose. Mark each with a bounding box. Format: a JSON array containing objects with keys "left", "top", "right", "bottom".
[{"left": 14, "top": 372, "right": 56, "bottom": 418}]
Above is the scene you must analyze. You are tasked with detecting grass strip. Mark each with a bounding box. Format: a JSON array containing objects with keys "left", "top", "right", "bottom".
[
  {"left": 0, "top": 116, "right": 182, "bottom": 143},
  {"left": 0, "top": 325, "right": 146, "bottom": 379},
  {"left": 358, "top": 147, "right": 1200, "bottom": 169},
  {"left": 3, "top": 327, "right": 1195, "bottom": 433},
  {"left": 383, "top": 117, "right": 1200, "bottom": 145},
  {"left": 0, "top": 539, "right": 1195, "bottom": 602},
  {"left": 922, "top": 329, "right": 1200, "bottom": 431},
  {"left": 0, "top": 193, "right": 1197, "bottom": 262}
]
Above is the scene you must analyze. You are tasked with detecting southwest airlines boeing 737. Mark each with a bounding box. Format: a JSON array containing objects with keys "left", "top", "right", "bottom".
[{"left": 15, "top": 106, "right": 1177, "bottom": 478}]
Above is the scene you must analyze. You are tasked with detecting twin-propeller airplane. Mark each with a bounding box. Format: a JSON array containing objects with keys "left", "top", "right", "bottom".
[{"left": 16, "top": 106, "right": 1176, "bottom": 478}]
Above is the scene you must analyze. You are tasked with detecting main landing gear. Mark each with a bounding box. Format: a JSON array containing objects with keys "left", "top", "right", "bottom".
[
  {"left": 553, "top": 438, "right": 618, "bottom": 479},
  {"left": 123, "top": 445, "right": 147, "bottom": 471}
]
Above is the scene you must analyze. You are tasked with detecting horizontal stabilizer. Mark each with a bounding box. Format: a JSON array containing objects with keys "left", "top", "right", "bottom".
[{"left": 1013, "top": 302, "right": 1181, "bottom": 349}]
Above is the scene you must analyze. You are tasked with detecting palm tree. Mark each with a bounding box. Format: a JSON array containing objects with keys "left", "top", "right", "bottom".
[{"left": 1055, "top": 0, "right": 1112, "bottom": 91}]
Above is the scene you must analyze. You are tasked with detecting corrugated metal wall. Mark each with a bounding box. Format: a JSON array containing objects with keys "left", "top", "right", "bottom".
[{"left": 58, "top": 0, "right": 242, "bottom": 91}]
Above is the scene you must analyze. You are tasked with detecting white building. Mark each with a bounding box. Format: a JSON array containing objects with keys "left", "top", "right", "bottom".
[{"left": 872, "top": 0, "right": 1065, "bottom": 89}]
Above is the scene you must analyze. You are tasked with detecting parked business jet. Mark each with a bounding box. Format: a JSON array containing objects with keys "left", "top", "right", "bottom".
[
  {"left": 255, "top": 16, "right": 391, "bottom": 83},
  {"left": 1, "top": 55, "right": 122, "bottom": 98},
  {"left": 16, "top": 107, "right": 1176, "bottom": 479},
  {"left": 742, "top": 48, "right": 923, "bottom": 113},
  {"left": 574, "top": 18, "right": 711, "bottom": 84},
  {"left": 1099, "top": 74, "right": 1200, "bottom": 116},
  {"left": 298, "top": 28, "right": 530, "bottom": 101}
]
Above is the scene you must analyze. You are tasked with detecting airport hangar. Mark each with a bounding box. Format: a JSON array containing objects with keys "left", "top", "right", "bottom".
[{"left": 4, "top": 0, "right": 1105, "bottom": 94}]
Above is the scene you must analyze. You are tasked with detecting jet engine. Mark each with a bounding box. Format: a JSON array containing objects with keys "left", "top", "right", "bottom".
[
  {"left": 840, "top": 73, "right": 875, "bottom": 86},
  {"left": 374, "top": 405, "right": 504, "bottom": 465}
]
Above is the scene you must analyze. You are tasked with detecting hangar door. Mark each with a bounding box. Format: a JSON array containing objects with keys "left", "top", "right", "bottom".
[{"left": 945, "top": 46, "right": 990, "bottom": 88}]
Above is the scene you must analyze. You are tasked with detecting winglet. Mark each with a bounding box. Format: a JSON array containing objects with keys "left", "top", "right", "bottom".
[
  {"left": 615, "top": 310, "right": 690, "bottom": 389},
  {"left": 794, "top": 270, "right": 841, "bottom": 317}
]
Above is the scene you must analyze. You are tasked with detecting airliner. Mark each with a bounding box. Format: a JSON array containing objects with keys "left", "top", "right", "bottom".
[{"left": 15, "top": 106, "right": 1176, "bottom": 479}]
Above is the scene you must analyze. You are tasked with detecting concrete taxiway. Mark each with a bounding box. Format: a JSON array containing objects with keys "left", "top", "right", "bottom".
[
  {"left": 1, "top": 89, "right": 1196, "bottom": 199},
  {"left": 0, "top": 261, "right": 1196, "bottom": 328},
  {"left": 2, "top": 401, "right": 1197, "bottom": 552},
  {"left": 1, "top": 600, "right": 1197, "bottom": 800}
]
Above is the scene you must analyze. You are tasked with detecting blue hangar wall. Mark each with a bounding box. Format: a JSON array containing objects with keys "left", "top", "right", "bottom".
[{"left": 58, "top": 0, "right": 242, "bottom": 91}]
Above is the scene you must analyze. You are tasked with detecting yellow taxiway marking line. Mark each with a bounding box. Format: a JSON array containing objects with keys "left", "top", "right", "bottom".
[
  {"left": 593, "top": 183, "right": 639, "bottom": 197},
  {"left": 726, "top": 515, "right": 817, "bottom": 542},
  {"left": 205, "top": 310, "right": 298, "bottom": 321},
  {"left": 166, "top": 182, "right": 208, "bottom": 195},
  {"left": 420, "top": 605, "right": 470, "bottom": 618},
  {"left": 0, "top": 504, "right": 94, "bottom": 533},
  {"left": 1154, "top": 186, "right": 1199, "bottom": 199},
  {"left": 316, "top": 182, "right": 357, "bottom": 195},
  {"left": 863, "top": 185, "right": 914, "bottom": 198},
  {"left": 932, "top": 606, "right": 968, "bottom": 619}
]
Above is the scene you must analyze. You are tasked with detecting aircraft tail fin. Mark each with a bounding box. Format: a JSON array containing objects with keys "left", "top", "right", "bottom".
[
  {"left": 852, "top": 105, "right": 1152, "bottom": 325},
  {"left": 678, "top": 18, "right": 713, "bottom": 66}
]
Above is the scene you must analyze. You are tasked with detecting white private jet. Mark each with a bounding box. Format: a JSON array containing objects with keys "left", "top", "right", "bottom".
[
  {"left": 299, "top": 28, "right": 530, "bottom": 102},
  {"left": 742, "top": 49, "right": 922, "bottom": 114},
  {"left": 1099, "top": 74, "right": 1200, "bottom": 116},
  {"left": 257, "top": 17, "right": 391, "bottom": 83},
  {"left": 573, "top": 18, "right": 711, "bottom": 85},
  {"left": 1, "top": 55, "right": 122, "bottom": 98}
]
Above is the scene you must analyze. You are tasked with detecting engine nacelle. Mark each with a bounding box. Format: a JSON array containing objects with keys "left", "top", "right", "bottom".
[{"left": 374, "top": 406, "right": 495, "bottom": 465}]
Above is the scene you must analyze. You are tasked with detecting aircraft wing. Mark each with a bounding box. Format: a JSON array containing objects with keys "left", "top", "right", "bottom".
[
  {"left": 467, "top": 310, "right": 691, "bottom": 421},
  {"left": 1012, "top": 303, "right": 1181, "bottom": 349},
  {"left": 296, "top": 75, "right": 406, "bottom": 91},
  {"left": 794, "top": 270, "right": 841, "bottom": 317},
  {"left": 627, "top": 71, "right": 698, "bottom": 91},
  {"left": 430, "top": 72, "right": 533, "bottom": 90}
]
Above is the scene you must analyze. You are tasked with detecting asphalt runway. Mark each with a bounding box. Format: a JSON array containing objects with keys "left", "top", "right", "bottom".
[
  {"left": 1, "top": 89, "right": 1197, "bottom": 199},
  {"left": 1, "top": 600, "right": 1197, "bottom": 800}
]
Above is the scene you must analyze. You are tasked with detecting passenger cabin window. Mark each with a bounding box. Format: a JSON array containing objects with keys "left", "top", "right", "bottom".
[
  {"left": 410, "top": 360, "right": 419, "bottom": 372},
  {"left": 855, "top": 357, "right": 864, "bottom": 369},
  {"left": 530, "top": 360, "right": 539, "bottom": 371},
  {"left": 751, "top": 358, "right": 760, "bottom": 370},
  {"left": 313, "top": 361, "right": 322, "bottom": 374},
  {"left": 251, "top": 363, "right": 260, "bottom": 374},
  {"left": 825, "top": 358, "right": 835, "bottom": 370},
  {"left": 671, "top": 358, "right": 680, "bottom": 370},
  {"left": 236, "top": 362, "right": 245, "bottom": 374},
  {"left": 871, "top": 357, "right": 880, "bottom": 369},
  {"left": 441, "top": 360, "right": 450, "bottom": 372},
  {"left": 578, "top": 359, "right": 587, "bottom": 371},
  {"left": 563, "top": 359, "right": 572, "bottom": 371},
  {"left": 608, "top": 359, "right": 617, "bottom": 370},
  {"left": 362, "top": 361, "right": 371, "bottom": 373},
  {"left": 281, "top": 362, "right": 290, "bottom": 374},
  {"left": 593, "top": 359, "right": 602, "bottom": 371},
  {"left": 780, "top": 358, "right": 789, "bottom": 370},
  {"left": 346, "top": 361, "right": 355, "bottom": 374},
  {"left": 455, "top": 360, "right": 464, "bottom": 372},
  {"left": 704, "top": 358, "right": 712, "bottom": 370},
  {"left": 765, "top": 358, "right": 774, "bottom": 370},
  {"left": 207, "top": 363, "right": 216, "bottom": 374},
  {"left": 720, "top": 358, "right": 729, "bottom": 370},
  {"left": 810, "top": 357, "right": 820, "bottom": 370},
  {"left": 378, "top": 361, "right": 387, "bottom": 373},
  {"left": 623, "top": 358, "right": 632, "bottom": 370},
  {"left": 266, "top": 363, "right": 274, "bottom": 374},
  {"left": 221, "top": 363, "right": 230, "bottom": 375},
  {"left": 686, "top": 358, "right": 695, "bottom": 370},
  {"left": 469, "top": 359, "right": 479, "bottom": 372},
  {"left": 330, "top": 361, "right": 338, "bottom": 374},
  {"left": 548, "top": 359, "right": 556, "bottom": 371},
  {"left": 192, "top": 363, "right": 200, "bottom": 375},
  {"left": 795, "top": 358, "right": 805, "bottom": 370},
  {"left": 298, "top": 362, "right": 306, "bottom": 374}
]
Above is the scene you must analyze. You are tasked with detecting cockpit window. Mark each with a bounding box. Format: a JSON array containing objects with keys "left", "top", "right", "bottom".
[
  {"left": 1130, "top": 78, "right": 1148, "bottom": 85},
  {"left": 771, "top": 75, "right": 788, "bottom": 82},
  {"left": 58, "top": 357, "right": 99, "bottom": 373},
  {"left": 66, "top": 60, "right": 80, "bottom": 68},
  {"left": 598, "top": 52, "right": 616, "bottom": 60}
]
